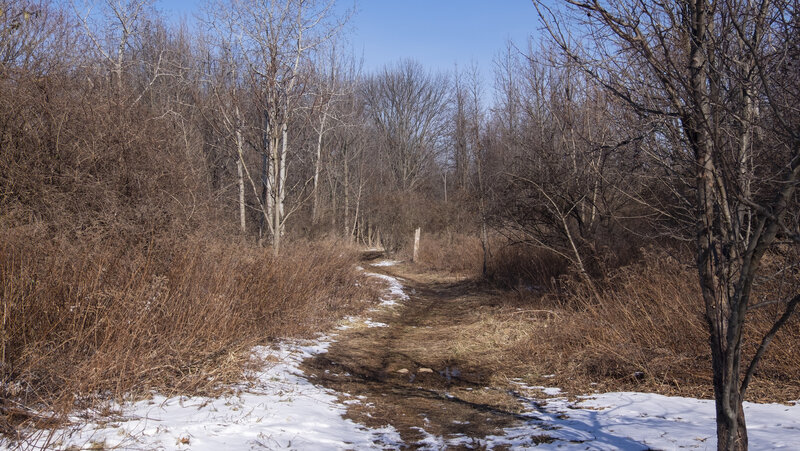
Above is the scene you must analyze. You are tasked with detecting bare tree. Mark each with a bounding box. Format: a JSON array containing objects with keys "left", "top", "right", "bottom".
[
  {"left": 452, "top": 63, "right": 491, "bottom": 274},
  {"left": 363, "top": 59, "right": 450, "bottom": 192},
  {"left": 72, "top": 0, "right": 157, "bottom": 97},
  {"left": 211, "top": 0, "right": 346, "bottom": 253},
  {"left": 534, "top": 0, "right": 800, "bottom": 448},
  {"left": 202, "top": 38, "right": 254, "bottom": 234},
  {"left": 490, "top": 41, "right": 641, "bottom": 293},
  {"left": 307, "top": 41, "right": 357, "bottom": 226},
  {"left": 1, "top": 0, "right": 71, "bottom": 76}
]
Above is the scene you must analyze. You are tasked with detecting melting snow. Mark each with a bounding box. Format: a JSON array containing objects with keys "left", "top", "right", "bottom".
[
  {"left": 16, "top": 339, "right": 401, "bottom": 450},
  {"left": 408, "top": 389, "right": 800, "bottom": 450},
  {"left": 513, "top": 382, "right": 562, "bottom": 396},
  {"left": 363, "top": 272, "right": 408, "bottom": 306}
]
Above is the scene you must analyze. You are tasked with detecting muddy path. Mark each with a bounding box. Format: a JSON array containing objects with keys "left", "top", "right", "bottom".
[{"left": 301, "top": 255, "right": 553, "bottom": 448}]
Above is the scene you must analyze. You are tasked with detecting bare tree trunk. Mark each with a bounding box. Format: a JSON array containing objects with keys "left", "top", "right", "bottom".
[
  {"left": 329, "top": 170, "right": 337, "bottom": 231},
  {"left": 312, "top": 112, "right": 327, "bottom": 224},
  {"left": 259, "top": 110, "right": 270, "bottom": 245},
  {"left": 236, "top": 138, "right": 246, "bottom": 234},
  {"left": 270, "top": 120, "right": 289, "bottom": 255},
  {"left": 115, "top": 36, "right": 125, "bottom": 96},
  {"left": 443, "top": 170, "right": 447, "bottom": 203},
  {"left": 688, "top": 3, "right": 747, "bottom": 448},
  {"left": 232, "top": 99, "right": 247, "bottom": 235},
  {"left": 351, "top": 182, "right": 362, "bottom": 242},
  {"left": 343, "top": 143, "right": 350, "bottom": 238}
]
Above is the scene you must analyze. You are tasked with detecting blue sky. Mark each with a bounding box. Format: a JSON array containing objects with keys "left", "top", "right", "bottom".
[
  {"left": 335, "top": 1, "right": 540, "bottom": 74},
  {"left": 157, "top": 0, "right": 540, "bottom": 85}
]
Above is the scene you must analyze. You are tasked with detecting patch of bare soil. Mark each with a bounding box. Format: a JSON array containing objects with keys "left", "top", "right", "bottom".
[{"left": 301, "top": 256, "right": 556, "bottom": 448}]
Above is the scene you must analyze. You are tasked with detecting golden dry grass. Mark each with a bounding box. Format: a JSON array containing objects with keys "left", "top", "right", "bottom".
[
  {"left": 405, "top": 235, "right": 800, "bottom": 402},
  {"left": 510, "top": 250, "right": 800, "bottom": 401}
]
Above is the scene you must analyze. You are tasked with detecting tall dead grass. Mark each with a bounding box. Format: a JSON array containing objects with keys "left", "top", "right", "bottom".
[
  {"left": 408, "top": 233, "right": 568, "bottom": 288},
  {"left": 514, "top": 249, "right": 800, "bottom": 401},
  {"left": 0, "top": 230, "right": 378, "bottom": 430},
  {"left": 411, "top": 233, "right": 485, "bottom": 274}
]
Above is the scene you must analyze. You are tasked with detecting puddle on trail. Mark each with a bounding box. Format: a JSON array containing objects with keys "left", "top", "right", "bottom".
[{"left": 440, "top": 366, "right": 461, "bottom": 383}]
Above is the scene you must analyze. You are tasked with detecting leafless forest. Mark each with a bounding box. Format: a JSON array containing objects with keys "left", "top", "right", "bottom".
[{"left": 1, "top": 0, "right": 798, "bottom": 449}]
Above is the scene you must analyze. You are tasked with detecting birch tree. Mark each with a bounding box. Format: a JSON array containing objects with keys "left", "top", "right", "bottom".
[
  {"left": 219, "top": 0, "right": 345, "bottom": 253},
  {"left": 201, "top": 36, "right": 255, "bottom": 234},
  {"left": 308, "top": 42, "right": 356, "bottom": 225}
]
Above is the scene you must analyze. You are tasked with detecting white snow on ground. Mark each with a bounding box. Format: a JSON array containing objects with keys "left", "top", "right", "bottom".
[
  {"left": 417, "top": 388, "right": 800, "bottom": 450},
  {"left": 9, "top": 267, "right": 412, "bottom": 451},
  {"left": 16, "top": 340, "right": 402, "bottom": 451},
  {"left": 363, "top": 270, "right": 408, "bottom": 308},
  {"left": 365, "top": 260, "right": 407, "bottom": 307}
]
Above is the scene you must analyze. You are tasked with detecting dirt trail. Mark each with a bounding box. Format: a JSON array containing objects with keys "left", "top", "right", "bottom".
[{"left": 301, "top": 254, "right": 551, "bottom": 448}]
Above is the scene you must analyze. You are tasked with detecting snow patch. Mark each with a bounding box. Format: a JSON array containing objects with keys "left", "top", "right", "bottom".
[
  {"left": 405, "top": 389, "right": 800, "bottom": 450},
  {"left": 15, "top": 339, "right": 402, "bottom": 450},
  {"left": 363, "top": 272, "right": 409, "bottom": 305},
  {"left": 371, "top": 260, "right": 399, "bottom": 267},
  {"left": 513, "top": 381, "right": 562, "bottom": 396}
]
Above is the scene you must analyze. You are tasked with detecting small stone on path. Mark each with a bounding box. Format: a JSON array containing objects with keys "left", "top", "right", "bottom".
[
  {"left": 397, "top": 368, "right": 409, "bottom": 374},
  {"left": 418, "top": 368, "right": 434, "bottom": 373}
]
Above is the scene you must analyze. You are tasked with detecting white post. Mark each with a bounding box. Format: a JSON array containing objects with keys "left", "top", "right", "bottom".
[{"left": 412, "top": 227, "right": 421, "bottom": 263}]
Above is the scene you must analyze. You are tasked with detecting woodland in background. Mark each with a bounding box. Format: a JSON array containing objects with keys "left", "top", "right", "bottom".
[{"left": 0, "top": 0, "right": 798, "bottom": 449}]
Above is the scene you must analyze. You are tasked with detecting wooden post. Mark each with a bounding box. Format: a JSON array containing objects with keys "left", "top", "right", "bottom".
[{"left": 412, "top": 227, "right": 421, "bottom": 263}]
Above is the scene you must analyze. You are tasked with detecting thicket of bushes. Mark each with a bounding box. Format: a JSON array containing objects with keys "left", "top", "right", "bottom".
[{"left": 0, "top": 234, "right": 375, "bottom": 417}]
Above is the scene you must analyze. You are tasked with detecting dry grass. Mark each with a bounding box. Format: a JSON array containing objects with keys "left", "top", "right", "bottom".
[
  {"left": 506, "top": 250, "right": 800, "bottom": 402},
  {"left": 407, "top": 234, "right": 800, "bottom": 402},
  {"left": 0, "top": 229, "right": 379, "bottom": 434},
  {"left": 408, "top": 233, "right": 568, "bottom": 290},
  {"left": 411, "top": 233, "right": 485, "bottom": 274},
  {"left": 385, "top": 228, "right": 800, "bottom": 405}
]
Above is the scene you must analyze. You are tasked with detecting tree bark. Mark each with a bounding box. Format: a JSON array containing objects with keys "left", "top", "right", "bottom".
[
  {"left": 312, "top": 112, "right": 327, "bottom": 224},
  {"left": 236, "top": 139, "right": 246, "bottom": 234}
]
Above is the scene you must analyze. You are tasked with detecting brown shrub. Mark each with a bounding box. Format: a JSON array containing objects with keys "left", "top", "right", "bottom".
[
  {"left": 0, "top": 230, "right": 378, "bottom": 423},
  {"left": 485, "top": 243, "right": 569, "bottom": 290},
  {"left": 0, "top": 58, "right": 385, "bottom": 435},
  {"left": 404, "top": 233, "right": 569, "bottom": 288},
  {"left": 412, "top": 232, "right": 485, "bottom": 274},
  {"left": 514, "top": 249, "right": 800, "bottom": 401}
]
